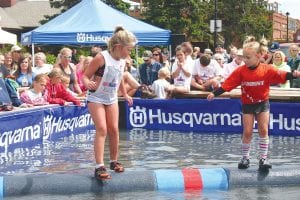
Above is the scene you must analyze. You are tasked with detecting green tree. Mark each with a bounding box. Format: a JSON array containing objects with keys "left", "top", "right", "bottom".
[
  {"left": 214, "top": 0, "right": 272, "bottom": 47},
  {"left": 142, "top": 0, "right": 211, "bottom": 42},
  {"left": 142, "top": 0, "right": 273, "bottom": 48}
]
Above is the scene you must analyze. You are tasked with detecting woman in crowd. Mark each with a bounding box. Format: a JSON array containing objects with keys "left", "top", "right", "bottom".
[{"left": 54, "top": 47, "right": 82, "bottom": 95}]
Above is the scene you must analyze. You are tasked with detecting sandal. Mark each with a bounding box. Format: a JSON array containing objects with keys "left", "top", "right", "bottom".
[
  {"left": 95, "top": 166, "right": 111, "bottom": 180},
  {"left": 110, "top": 161, "right": 125, "bottom": 173}
]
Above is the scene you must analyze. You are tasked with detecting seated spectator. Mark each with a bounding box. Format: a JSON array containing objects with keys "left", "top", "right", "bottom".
[
  {"left": 32, "top": 52, "right": 53, "bottom": 75},
  {"left": 191, "top": 54, "right": 223, "bottom": 91},
  {"left": 272, "top": 50, "right": 291, "bottom": 88},
  {"left": 151, "top": 67, "right": 172, "bottom": 99},
  {"left": 171, "top": 45, "right": 192, "bottom": 94},
  {"left": 44, "top": 68, "right": 81, "bottom": 106},
  {"left": 222, "top": 49, "right": 244, "bottom": 80},
  {"left": 13, "top": 55, "right": 35, "bottom": 87},
  {"left": 139, "top": 50, "right": 162, "bottom": 86},
  {"left": 20, "top": 74, "right": 49, "bottom": 106}
]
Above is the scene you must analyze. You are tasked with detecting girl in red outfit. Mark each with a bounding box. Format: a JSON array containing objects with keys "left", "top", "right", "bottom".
[
  {"left": 207, "top": 38, "right": 300, "bottom": 171},
  {"left": 44, "top": 68, "right": 81, "bottom": 106}
]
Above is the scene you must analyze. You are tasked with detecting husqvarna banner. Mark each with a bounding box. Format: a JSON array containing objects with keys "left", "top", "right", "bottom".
[
  {"left": 126, "top": 99, "right": 300, "bottom": 136},
  {"left": 0, "top": 105, "right": 94, "bottom": 153}
]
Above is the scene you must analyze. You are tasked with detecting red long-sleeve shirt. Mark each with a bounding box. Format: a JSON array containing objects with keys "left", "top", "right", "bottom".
[
  {"left": 44, "top": 81, "right": 80, "bottom": 106},
  {"left": 221, "top": 63, "right": 287, "bottom": 105}
]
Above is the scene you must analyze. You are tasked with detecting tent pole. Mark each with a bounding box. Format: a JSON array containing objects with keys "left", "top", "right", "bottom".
[
  {"left": 168, "top": 45, "right": 172, "bottom": 61},
  {"left": 31, "top": 44, "right": 35, "bottom": 67}
]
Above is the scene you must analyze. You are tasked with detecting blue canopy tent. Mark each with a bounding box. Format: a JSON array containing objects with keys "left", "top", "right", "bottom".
[{"left": 21, "top": 0, "right": 171, "bottom": 46}]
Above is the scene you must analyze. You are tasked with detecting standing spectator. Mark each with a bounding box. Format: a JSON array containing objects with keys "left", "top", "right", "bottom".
[
  {"left": 90, "top": 45, "right": 102, "bottom": 57},
  {"left": 13, "top": 55, "right": 35, "bottom": 87},
  {"left": 213, "top": 53, "right": 225, "bottom": 68},
  {"left": 152, "top": 50, "right": 164, "bottom": 66},
  {"left": 223, "top": 49, "right": 244, "bottom": 80},
  {"left": 82, "top": 26, "right": 136, "bottom": 180},
  {"left": 272, "top": 51, "right": 291, "bottom": 88},
  {"left": 3, "top": 52, "right": 14, "bottom": 75},
  {"left": 10, "top": 45, "right": 22, "bottom": 72},
  {"left": 287, "top": 44, "right": 300, "bottom": 88},
  {"left": 0, "top": 54, "right": 9, "bottom": 78},
  {"left": 32, "top": 52, "right": 53, "bottom": 75},
  {"left": 139, "top": 50, "right": 162, "bottom": 86},
  {"left": 54, "top": 47, "right": 82, "bottom": 95},
  {"left": 215, "top": 44, "right": 230, "bottom": 64}
]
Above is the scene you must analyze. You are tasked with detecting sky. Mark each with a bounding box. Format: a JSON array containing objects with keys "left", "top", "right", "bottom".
[{"left": 273, "top": 0, "right": 300, "bottom": 19}]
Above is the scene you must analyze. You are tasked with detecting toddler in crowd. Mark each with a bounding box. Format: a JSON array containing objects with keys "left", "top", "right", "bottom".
[
  {"left": 151, "top": 67, "right": 172, "bottom": 99},
  {"left": 20, "top": 74, "right": 49, "bottom": 106}
]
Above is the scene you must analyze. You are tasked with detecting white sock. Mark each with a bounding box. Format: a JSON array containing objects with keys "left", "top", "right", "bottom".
[{"left": 95, "top": 163, "right": 104, "bottom": 169}]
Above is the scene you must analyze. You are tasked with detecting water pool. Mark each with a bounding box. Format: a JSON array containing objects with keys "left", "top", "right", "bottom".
[{"left": 1, "top": 129, "right": 300, "bottom": 199}]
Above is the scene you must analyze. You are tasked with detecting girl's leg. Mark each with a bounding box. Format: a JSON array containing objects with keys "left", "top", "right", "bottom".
[
  {"left": 238, "top": 113, "right": 255, "bottom": 169},
  {"left": 88, "top": 102, "right": 107, "bottom": 165},
  {"left": 105, "top": 103, "right": 124, "bottom": 172},
  {"left": 256, "top": 112, "right": 272, "bottom": 169}
]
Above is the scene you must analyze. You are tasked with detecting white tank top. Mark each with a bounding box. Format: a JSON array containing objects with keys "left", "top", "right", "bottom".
[{"left": 87, "top": 50, "right": 125, "bottom": 105}]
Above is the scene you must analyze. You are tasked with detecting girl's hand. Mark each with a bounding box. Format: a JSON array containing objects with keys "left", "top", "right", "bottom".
[
  {"left": 207, "top": 93, "right": 215, "bottom": 101},
  {"left": 293, "top": 70, "right": 300, "bottom": 77},
  {"left": 87, "top": 81, "right": 97, "bottom": 90},
  {"left": 124, "top": 94, "right": 133, "bottom": 106}
]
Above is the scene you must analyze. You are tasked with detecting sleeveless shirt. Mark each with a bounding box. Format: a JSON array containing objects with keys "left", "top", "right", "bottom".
[
  {"left": 59, "top": 64, "right": 76, "bottom": 91},
  {"left": 87, "top": 50, "right": 125, "bottom": 105}
]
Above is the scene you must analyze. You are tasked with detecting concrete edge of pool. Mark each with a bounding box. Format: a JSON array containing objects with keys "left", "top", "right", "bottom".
[{"left": 1, "top": 166, "right": 300, "bottom": 197}]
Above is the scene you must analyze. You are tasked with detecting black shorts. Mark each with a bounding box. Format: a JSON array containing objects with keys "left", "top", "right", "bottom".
[{"left": 242, "top": 101, "right": 270, "bottom": 114}]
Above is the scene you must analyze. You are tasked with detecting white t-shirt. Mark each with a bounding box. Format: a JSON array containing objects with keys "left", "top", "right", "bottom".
[
  {"left": 223, "top": 59, "right": 244, "bottom": 80},
  {"left": 33, "top": 64, "right": 53, "bottom": 75},
  {"left": 151, "top": 79, "right": 170, "bottom": 99},
  {"left": 192, "top": 59, "right": 223, "bottom": 81},
  {"left": 171, "top": 61, "right": 192, "bottom": 91}
]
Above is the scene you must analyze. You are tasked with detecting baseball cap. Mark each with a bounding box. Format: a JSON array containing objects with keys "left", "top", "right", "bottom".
[
  {"left": 142, "top": 50, "right": 152, "bottom": 60},
  {"left": 11, "top": 45, "right": 22, "bottom": 52},
  {"left": 269, "top": 42, "right": 280, "bottom": 53}
]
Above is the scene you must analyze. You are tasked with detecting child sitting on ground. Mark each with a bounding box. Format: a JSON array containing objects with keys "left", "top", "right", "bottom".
[
  {"left": 20, "top": 74, "right": 49, "bottom": 106},
  {"left": 151, "top": 67, "right": 173, "bottom": 99},
  {"left": 44, "top": 68, "right": 81, "bottom": 106}
]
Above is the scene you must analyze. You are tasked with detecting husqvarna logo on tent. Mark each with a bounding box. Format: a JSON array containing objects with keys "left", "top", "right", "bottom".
[{"left": 77, "top": 33, "right": 110, "bottom": 43}]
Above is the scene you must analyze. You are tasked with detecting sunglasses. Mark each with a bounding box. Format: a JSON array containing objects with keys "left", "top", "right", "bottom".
[
  {"left": 63, "top": 55, "right": 72, "bottom": 59},
  {"left": 153, "top": 54, "right": 159, "bottom": 56}
]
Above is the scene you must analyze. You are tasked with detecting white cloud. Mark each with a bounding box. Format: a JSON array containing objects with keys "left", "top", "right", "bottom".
[{"left": 275, "top": 0, "right": 300, "bottom": 19}]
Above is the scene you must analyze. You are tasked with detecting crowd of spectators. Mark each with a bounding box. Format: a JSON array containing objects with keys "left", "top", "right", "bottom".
[{"left": 0, "top": 39, "right": 299, "bottom": 112}]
